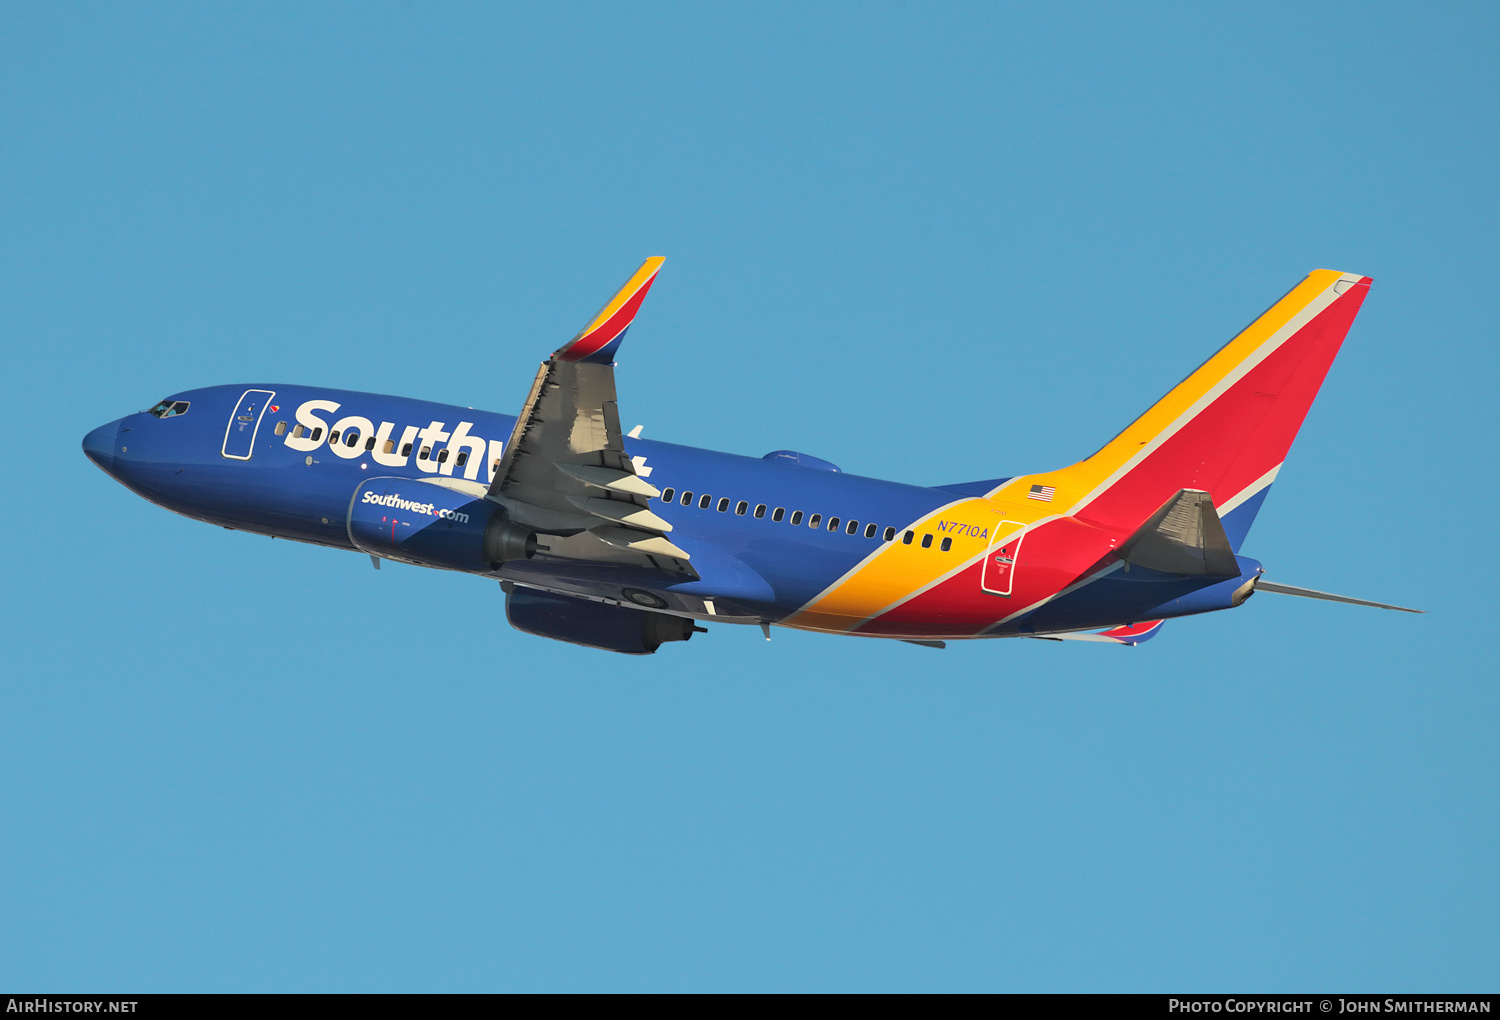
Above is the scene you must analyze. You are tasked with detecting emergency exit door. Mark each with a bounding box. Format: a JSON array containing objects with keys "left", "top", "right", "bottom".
[{"left": 980, "top": 521, "right": 1025, "bottom": 597}]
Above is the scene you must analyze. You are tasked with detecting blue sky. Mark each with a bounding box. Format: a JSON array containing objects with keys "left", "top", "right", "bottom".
[{"left": 1, "top": 2, "right": 1495, "bottom": 991}]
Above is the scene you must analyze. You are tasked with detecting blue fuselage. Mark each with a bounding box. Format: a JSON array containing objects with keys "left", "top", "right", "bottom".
[
  {"left": 84, "top": 383, "right": 1265, "bottom": 640},
  {"left": 85, "top": 383, "right": 980, "bottom": 621}
]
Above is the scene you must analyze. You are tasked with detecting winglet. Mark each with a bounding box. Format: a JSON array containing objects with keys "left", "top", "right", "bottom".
[{"left": 554, "top": 257, "right": 666, "bottom": 365}]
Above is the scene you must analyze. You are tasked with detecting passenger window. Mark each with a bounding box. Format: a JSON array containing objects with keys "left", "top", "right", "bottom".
[
  {"left": 827, "top": 517, "right": 840, "bottom": 531},
  {"left": 292, "top": 424, "right": 306, "bottom": 439},
  {"left": 884, "top": 527, "right": 896, "bottom": 542},
  {"left": 274, "top": 421, "right": 287, "bottom": 436},
  {"left": 790, "top": 511, "right": 803, "bottom": 525},
  {"left": 754, "top": 504, "right": 766, "bottom": 519},
  {"left": 438, "top": 449, "right": 449, "bottom": 463},
  {"left": 772, "top": 507, "right": 785, "bottom": 522},
  {"left": 662, "top": 488, "right": 675, "bottom": 503},
  {"left": 401, "top": 443, "right": 412, "bottom": 457},
  {"left": 330, "top": 430, "right": 341, "bottom": 444},
  {"left": 311, "top": 428, "right": 323, "bottom": 442},
  {"left": 717, "top": 498, "right": 730, "bottom": 512},
  {"left": 902, "top": 531, "right": 914, "bottom": 545},
  {"left": 921, "top": 534, "right": 933, "bottom": 549},
  {"left": 865, "top": 523, "right": 877, "bottom": 538},
  {"left": 383, "top": 440, "right": 396, "bottom": 454},
  {"left": 699, "top": 494, "right": 712, "bottom": 509},
  {"left": 366, "top": 436, "right": 377, "bottom": 452},
  {"left": 735, "top": 501, "right": 748, "bottom": 515},
  {"left": 809, "top": 514, "right": 822, "bottom": 528},
  {"left": 345, "top": 432, "right": 359, "bottom": 447},
  {"left": 681, "top": 491, "right": 693, "bottom": 506},
  {"left": 419, "top": 447, "right": 430, "bottom": 460},
  {"left": 846, "top": 520, "right": 859, "bottom": 535},
  {"left": 940, "top": 537, "right": 952, "bottom": 551},
  {"left": 456, "top": 451, "right": 468, "bottom": 466}
]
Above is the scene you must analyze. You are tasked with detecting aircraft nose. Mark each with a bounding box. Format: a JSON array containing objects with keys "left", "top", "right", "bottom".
[{"left": 82, "top": 421, "right": 118, "bottom": 472}]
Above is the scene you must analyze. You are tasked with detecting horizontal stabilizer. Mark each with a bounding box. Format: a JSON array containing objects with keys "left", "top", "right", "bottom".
[
  {"left": 1118, "top": 488, "right": 1239, "bottom": 576},
  {"left": 1255, "top": 580, "right": 1422, "bottom": 613}
]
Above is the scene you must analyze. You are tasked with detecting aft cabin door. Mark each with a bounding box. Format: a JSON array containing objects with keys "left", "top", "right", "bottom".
[
  {"left": 222, "top": 389, "right": 276, "bottom": 461},
  {"left": 980, "top": 521, "right": 1025, "bottom": 597}
]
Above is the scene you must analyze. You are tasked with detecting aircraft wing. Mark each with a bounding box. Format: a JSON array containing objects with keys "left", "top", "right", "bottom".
[{"left": 489, "top": 258, "right": 693, "bottom": 569}]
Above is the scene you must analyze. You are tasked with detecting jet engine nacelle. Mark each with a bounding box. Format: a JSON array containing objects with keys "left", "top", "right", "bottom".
[
  {"left": 505, "top": 587, "right": 697, "bottom": 655},
  {"left": 347, "top": 477, "right": 535, "bottom": 572}
]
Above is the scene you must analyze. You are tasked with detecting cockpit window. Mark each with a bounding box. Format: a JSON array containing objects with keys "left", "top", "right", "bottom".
[{"left": 148, "top": 400, "right": 190, "bottom": 419}]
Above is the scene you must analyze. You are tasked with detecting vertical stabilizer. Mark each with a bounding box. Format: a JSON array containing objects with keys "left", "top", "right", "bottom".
[{"left": 1020, "top": 270, "right": 1371, "bottom": 549}]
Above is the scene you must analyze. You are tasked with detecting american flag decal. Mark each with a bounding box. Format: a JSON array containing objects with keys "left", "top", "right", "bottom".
[{"left": 1027, "top": 484, "right": 1056, "bottom": 502}]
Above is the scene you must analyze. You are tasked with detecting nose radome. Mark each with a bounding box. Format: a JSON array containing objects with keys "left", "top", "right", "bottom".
[{"left": 82, "top": 422, "right": 118, "bottom": 471}]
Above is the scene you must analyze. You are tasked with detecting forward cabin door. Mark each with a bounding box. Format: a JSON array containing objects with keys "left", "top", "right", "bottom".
[
  {"left": 980, "top": 520, "right": 1025, "bottom": 597},
  {"left": 222, "top": 389, "right": 276, "bottom": 460}
]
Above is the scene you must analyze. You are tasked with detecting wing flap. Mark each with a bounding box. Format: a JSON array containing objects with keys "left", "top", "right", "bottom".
[
  {"left": 556, "top": 463, "right": 661, "bottom": 498},
  {"left": 566, "top": 495, "right": 674, "bottom": 533},
  {"left": 592, "top": 525, "right": 691, "bottom": 560}
]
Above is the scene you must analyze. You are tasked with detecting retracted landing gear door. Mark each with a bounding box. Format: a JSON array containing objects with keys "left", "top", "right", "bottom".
[{"left": 222, "top": 389, "right": 276, "bottom": 460}]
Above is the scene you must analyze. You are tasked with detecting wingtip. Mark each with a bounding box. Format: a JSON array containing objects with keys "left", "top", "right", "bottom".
[{"left": 554, "top": 257, "right": 668, "bottom": 364}]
